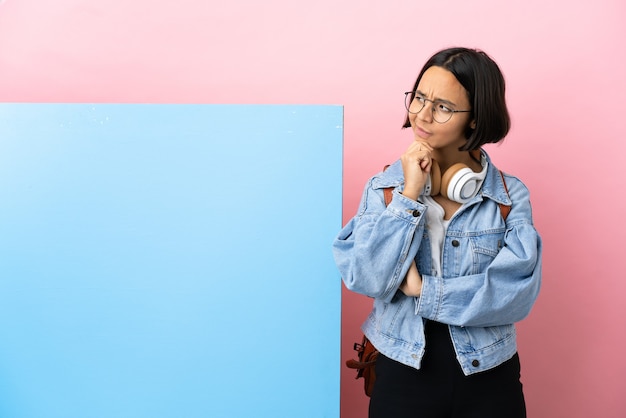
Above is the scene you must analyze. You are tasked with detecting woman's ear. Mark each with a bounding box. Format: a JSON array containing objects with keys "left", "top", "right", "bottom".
[{"left": 470, "top": 120, "right": 476, "bottom": 130}]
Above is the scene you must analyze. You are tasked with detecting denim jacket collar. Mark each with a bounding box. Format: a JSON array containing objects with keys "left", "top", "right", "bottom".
[{"left": 371, "top": 150, "right": 511, "bottom": 207}]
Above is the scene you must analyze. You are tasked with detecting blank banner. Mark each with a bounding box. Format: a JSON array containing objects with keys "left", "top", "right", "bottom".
[{"left": 0, "top": 104, "right": 343, "bottom": 418}]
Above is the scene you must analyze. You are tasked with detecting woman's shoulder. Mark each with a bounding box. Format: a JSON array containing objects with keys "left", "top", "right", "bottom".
[
  {"left": 483, "top": 153, "right": 530, "bottom": 204},
  {"left": 370, "top": 160, "right": 404, "bottom": 190},
  {"left": 497, "top": 169, "right": 531, "bottom": 201}
]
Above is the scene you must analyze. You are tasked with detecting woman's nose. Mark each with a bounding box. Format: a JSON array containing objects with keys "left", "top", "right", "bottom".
[{"left": 417, "top": 101, "right": 434, "bottom": 123}]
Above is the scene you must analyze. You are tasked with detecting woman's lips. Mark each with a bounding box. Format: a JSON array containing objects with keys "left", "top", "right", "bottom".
[{"left": 414, "top": 125, "right": 431, "bottom": 139}]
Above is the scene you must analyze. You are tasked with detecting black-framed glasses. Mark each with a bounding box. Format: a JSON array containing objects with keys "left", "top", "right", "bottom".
[{"left": 404, "top": 91, "right": 472, "bottom": 123}]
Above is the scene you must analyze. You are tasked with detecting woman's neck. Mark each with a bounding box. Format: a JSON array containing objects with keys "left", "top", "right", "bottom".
[{"left": 433, "top": 149, "right": 482, "bottom": 173}]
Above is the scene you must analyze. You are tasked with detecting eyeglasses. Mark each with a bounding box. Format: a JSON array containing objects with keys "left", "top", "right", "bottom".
[{"left": 404, "top": 91, "right": 472, "bottom": 123}]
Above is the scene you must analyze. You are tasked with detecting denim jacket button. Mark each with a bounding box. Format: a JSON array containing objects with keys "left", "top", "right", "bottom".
[
  {"left": 471, "top": 359, "right": 480, "bottom": 367},
  {"left": 452, "top": 240, "right": 460, "bottom": 247},
  {"left": 412, "top": 210, "right": 421, "bottom": 217}
]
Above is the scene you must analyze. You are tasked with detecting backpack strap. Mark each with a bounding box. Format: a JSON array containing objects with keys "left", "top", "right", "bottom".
[
  {"left": 382, "top": 165, "right": 393, "bottom": 206},
  {"left": 498, "top": 170, "right": 511, "bottom": 222},
  {"left": 381, "top": 165, "right": 511, "bottom": 221}
]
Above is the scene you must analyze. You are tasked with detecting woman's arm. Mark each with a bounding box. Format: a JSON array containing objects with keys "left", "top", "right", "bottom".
[
  {"left": 415, "top": 176, "right": 542, "bottom": 327},
  {"left": 332, "top": 180, "right": 427, "bottom": 302},
  {"left": 399, "top": 260, "right": 423, "bottom": 296}
]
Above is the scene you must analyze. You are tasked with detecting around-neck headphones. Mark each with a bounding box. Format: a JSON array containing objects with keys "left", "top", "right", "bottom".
[{"left": 422, "top": 151, "right": 488, "bottom": 204}]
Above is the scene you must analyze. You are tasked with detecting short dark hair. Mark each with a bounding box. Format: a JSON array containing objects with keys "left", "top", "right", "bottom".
[{"left": 402, "top": 47, "right": 510, "bottom": 151}]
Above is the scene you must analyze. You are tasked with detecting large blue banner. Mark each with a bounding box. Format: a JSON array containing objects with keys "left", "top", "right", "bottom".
[{"left": 0, "top": 104, "right": 343, "bottom": 418}]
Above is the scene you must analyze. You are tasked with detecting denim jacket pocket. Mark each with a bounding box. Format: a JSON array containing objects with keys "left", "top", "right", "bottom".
[
  {"left": 468, "top": 230, "right": 506, "bottom": 274},
  {"left": 455, "top": 323, "right": 516, "bottom": 353}
]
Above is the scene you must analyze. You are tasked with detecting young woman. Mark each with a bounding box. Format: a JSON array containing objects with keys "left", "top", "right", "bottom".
[{"left": 333, "top": 47, "right": 542, "bottom": 417}]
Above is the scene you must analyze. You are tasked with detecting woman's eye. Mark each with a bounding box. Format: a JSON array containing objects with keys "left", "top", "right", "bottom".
[
  {"left": 415, "top": 96, "right": 426, "bottom": 104},
  {"left": 437, "top": 104, "right": 452, "bottom": 113}
]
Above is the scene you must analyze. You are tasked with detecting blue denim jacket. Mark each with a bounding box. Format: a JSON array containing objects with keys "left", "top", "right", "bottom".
[{"left": 333, "top": 151, "right": 542, "bottom": 375}]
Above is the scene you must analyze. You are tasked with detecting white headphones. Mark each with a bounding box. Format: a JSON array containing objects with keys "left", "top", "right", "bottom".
[{"left": 422, "top": 152, "right": 488, "bottom": 204}]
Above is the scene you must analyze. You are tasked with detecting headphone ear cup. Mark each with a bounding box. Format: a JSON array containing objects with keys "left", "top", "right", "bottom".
[
  {"left": 429, "top": 160, "right": 441, "bottom": 196},
  {"left": 440, "top": 163, "right": 472, "bottom": 201}
]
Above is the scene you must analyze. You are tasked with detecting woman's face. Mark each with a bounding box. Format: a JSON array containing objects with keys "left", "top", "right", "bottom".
[{"left": 408, "top": 66, "right": 474, "bottom": 151}]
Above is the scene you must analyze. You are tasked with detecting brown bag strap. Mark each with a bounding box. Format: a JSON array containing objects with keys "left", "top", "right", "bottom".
[
  {"left": 498, "top": 170, "right": 511, "bottom": 222},
  {"left": 383, "top": 188, "right": 393, "bottom": 206},
  {"left": 382, "top": 165, "right": 393, "bottom": 206},
  {"left": 345, "top": 357, "right": 377, "bottom": 369}
]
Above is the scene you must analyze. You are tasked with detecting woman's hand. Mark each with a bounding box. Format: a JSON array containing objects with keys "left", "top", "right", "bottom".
[
  {"left": 400, "top": 140, "right": 433, "bottom": 201},
  {"left": 399, "top": 261, "right": 422, "bottom": 297}
]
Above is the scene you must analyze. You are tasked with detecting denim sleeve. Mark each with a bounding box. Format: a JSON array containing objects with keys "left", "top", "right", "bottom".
[
  {"left": 332, "top": 180, "right": 427, "bottom": 302},
  {"left": 415, "top": 176, "right": 542, "bottom": 327}
]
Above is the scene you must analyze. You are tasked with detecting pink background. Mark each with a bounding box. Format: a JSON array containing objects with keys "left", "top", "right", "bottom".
[{"left": 1, "top": 1, "right": 625, "bottom": 417}]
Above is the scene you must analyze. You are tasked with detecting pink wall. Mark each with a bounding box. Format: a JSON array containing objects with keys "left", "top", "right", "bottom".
[{"left": 1, "top": 1, "right": 625, "bottom": 416}]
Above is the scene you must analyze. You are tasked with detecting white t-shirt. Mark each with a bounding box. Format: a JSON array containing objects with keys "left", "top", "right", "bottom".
[{"left": 422, "top": 195, "right": 450, "bottom": 277}]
